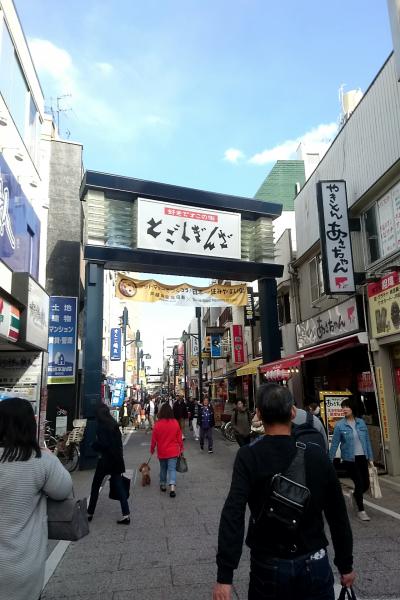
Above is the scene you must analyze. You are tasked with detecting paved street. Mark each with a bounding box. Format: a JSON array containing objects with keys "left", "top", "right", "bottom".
[{"left": 42, "top": 428, "right": 400, "bottom": 600}]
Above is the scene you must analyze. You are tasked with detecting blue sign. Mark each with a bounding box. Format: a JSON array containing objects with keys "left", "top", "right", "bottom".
[
  {"left": 110, "top": 327, "right": 122, "bottom": 361},
  {"left": 111, "top": 378, "right": 126, "bottom": 407},
  {"left": 211, "top": 333, "right": 222, "bottom": 358},
  {"left": 48, "top": 297, "right": 77, "bottom": 384},
  {"left": 0, "top": 155, "right": 40, "bottom": 279}
]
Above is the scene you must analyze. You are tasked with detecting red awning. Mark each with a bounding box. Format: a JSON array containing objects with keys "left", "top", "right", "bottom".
[
  {"left": 299, "top": 335, "right": 362, "bottom": 361},
  {"left": 260, "top": 334, "right": 365, "bottom": 379},
  {"left": 260, "top": 356, "right": 302, "bottom": 373},
  {"left": 260, "top": 355, "right": 302, "bottom": 380}
]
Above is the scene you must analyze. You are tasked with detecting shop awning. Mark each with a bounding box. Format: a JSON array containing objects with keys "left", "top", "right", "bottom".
[
  {"left": 212, "top": 369, "right": 238, "bottom": 381},
  {"left": 260, "top": 356, "right": 302, "bottom": 373},
  {"left": 260, "top": 355, "right": 301, "bottom": 380},
  {"left": 299, "top": 334, "right": 365, "bottom": 361},
  {"left": 236, "top": 358, "right": 262, "bottom": 377}
]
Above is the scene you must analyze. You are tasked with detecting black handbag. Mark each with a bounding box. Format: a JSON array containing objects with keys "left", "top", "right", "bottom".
[
  {"left": 338, "top": 587, "right": 357, "bottom": 600},
  {"left": 109, "top": 474, "right": 131, "bottom": 500},
  {"left": 176, "top": 455, "right": 188, "bottom": 473},
  {"left": 47, "top": 496, "right": 89, "bottom": 541}
]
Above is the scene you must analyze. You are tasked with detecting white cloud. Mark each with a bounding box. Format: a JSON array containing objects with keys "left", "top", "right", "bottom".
[
  {"left": 28, "top": 37, "right": 176, "bottom": 143},
  {"left": 248, "top": 122, "right": 338, "bottom": 165},
  {"left": 224, "top": 148, "right": 245, "bottom": 163},
  {"left": 95, "top": 62, "right": 114, "bottom": 75}
]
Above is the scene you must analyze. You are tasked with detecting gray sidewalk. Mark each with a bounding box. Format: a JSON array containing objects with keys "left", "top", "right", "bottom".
[{"left": 42, "top": 427, "right": 400, "bottom": 599}]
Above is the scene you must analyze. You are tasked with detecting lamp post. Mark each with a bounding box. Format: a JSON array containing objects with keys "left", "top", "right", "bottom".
[
  {"left": 182, "top": 324, "right": 201, "bottom": 402},
  {"left": 121, "top": 306, "right": 128, "bottom": 385},
  {"left": 195, "top": 307, "right": 203, "bottom": 402}
]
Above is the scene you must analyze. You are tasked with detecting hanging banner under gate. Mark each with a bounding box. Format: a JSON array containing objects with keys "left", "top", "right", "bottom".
[{"left": 115, "top": 274, "right": 247, "bottom": 307}]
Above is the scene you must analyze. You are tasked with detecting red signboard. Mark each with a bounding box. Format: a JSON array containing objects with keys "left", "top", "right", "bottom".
[
  {"left": 367, "top": 271, "right": 400, "bottom": 298},
  {"left": 232, "top": 324, "right": 244, "bottom": 363}
]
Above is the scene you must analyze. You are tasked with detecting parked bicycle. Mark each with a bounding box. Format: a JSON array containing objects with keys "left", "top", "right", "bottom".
[
  {"left": 44, "top": 420, "right": 57, "bottom": 452},
  {"left": 53, "top": 419, "right": 87, "bottom": 472}
]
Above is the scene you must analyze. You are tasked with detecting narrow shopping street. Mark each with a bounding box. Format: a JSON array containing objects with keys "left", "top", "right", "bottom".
[{"left": 41, "top": 427, "right": 400, "bottom": 600}]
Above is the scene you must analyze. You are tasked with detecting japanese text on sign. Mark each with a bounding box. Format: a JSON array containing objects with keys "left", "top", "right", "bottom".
[
  {"left": 48, "top": 297, "right": 77, "bottom": 385},
  {"left": 137, "top": 198, "right": 241, "bottom": 260},
  {"left": 318, "top": 181, "right": 355, "bottom": 294}
]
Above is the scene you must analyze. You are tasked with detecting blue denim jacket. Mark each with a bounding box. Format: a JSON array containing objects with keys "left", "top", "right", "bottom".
[{"left": 329, "top": 417, "right": 373, "bottom": 462}]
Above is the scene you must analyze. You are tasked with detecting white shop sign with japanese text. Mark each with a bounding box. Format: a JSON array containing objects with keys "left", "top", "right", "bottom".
[
  {"left": 136, "top": 198, "right": 241, "bottom": 259},
  {"left": 317, "top": 181, "right": 355, "bottom": 294},
  {"left": 296, "top": 297, "right": 360, "bottom": 350}
]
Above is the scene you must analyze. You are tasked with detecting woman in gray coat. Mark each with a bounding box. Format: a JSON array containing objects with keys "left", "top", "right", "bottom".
[{"left": 0, "top": 398, "right": 73, "bottom": 600}]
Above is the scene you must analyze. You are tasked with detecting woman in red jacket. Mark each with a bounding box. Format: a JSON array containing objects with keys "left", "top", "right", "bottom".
[{"left": 150, "top": 402, "right": 183, "bottom": 497}]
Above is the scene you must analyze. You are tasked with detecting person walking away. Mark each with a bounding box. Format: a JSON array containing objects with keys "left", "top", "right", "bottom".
[
  {"left": 150, "top": 403, "right": 184, "bottom": 498},
  {"left": 231, "top": 400, "right": 252, "bottom": 447},
  {"left": 198, "top": 397, "right": 215, "bottom": 453},
  {"left": 192, "top": 398, "right": 201, "bottom": 441},
  {"left": 119, "top": 400, "right": 130, "bottom": 434},
  {"left": 292, "top": 404, "right": 328, "bottom": 451},
  {"left": 213, "top": 383, "right": 354, "bottom": 600},
  {"left": 0, "top": 398, "right": 73, "bottom": 600},
  {"left": 88, "top": 404, "right": 130, "bottom": 524},
  {"left": 173, "top": 396, "right": 188, "bottom": 440},
  {"left": 187, "top": 398, "right": 195, "bottom": 431},
  {"left": 329, "top": 398, "right": 374, "bottom": 522},
  {"left": 146, "top": 397, "right": 156, "bottom": 432}
]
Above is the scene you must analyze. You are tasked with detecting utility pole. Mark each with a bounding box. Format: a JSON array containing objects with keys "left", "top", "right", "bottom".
[
  {"left": 196, "top": 307, "right": 203, "bottom": 402},
  {"left": 136, "top": 329, "right": 140, "bottom": 403},
  {"left": 183, "top": 337, "right": 188, "bottom": 400},
  {"left": 121, "top": 306, "right": 128, "bottom": 385}
]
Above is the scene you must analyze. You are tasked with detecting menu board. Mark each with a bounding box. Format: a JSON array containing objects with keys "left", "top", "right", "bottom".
[{"left": 319, "top": 390, "right": 352, "bottom": 439}]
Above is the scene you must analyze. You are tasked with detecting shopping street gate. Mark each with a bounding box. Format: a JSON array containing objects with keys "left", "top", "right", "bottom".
[{"left": 79, "top": 171, "right": 283, "bottom": 468}]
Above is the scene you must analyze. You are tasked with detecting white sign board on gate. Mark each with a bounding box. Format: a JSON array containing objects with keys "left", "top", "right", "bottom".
[
  {"left": 137, "top": 198, "right": 241, "bottom": 259},
  {"left": 318, "top": 181, "right": 355, "bottom": 294}
]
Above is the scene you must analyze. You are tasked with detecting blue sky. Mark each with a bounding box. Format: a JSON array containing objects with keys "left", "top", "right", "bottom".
[
  {"left": 14, "top": 1, "right": 394, "bottom": 372},
  {"left": 17, "top": 0, "right": 392, "bottom": 198}
]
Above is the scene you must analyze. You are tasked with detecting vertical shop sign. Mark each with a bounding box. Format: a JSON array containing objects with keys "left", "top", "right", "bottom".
[
  {"left": 244, "top": 287, "right": 256, "bottom": 326},
  {"left": 191, "top": 334, "right": 199, "bottom": 356},
  {"left": 211, "top": 333, "right": 222, "bottom": 358},
  {"left": 110, "top": 327, "right": 122, "bottom": 361},
  {"left": 232, "top": 324, "right": 244, "bottom": 363},
  {"left": 317, "top": 180, "right": 355, "bottom": 294},
  {"left": 48, "top": 297, "right": 77, "bottom": 384},
  {"left": 111, "top": 378, "right": 126, "bottom": 407},
  {"left": 375, "top": 366, "right": 390, "bottom": 442}
]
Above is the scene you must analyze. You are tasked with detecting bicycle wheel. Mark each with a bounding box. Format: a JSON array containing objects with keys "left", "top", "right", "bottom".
[
  {"left": 58, "top": 444, "right": 80, "bottom": 472},
  {"left": 45, "top": 436, "right": 57, "bottom": 452},
  {"left": 224, "top": 422, "right": 237, "bottom": 442}
]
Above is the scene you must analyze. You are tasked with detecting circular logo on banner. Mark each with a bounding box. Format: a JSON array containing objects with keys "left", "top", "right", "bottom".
[{"left": 118, "top": 278, "right": 137, "bottom": 298}]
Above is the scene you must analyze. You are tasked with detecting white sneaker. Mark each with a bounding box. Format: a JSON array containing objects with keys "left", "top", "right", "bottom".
[{"left": 357, "top": 510, "right": 370, "bottom": 521}]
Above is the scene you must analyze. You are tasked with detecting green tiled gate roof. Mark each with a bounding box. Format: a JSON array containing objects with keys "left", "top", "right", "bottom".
[{"left": 254, "top": 160, "right": 305, "bottom": 211}]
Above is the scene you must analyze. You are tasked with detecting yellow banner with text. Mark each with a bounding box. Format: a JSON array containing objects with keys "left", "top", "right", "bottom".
[{"left": 115, "top": 274, "right": 247, "bottom": 307}]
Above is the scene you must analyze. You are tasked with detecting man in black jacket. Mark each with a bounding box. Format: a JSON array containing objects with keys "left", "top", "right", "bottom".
[{"left": 213, "top": 383, "right": 355, "bottom": 600}]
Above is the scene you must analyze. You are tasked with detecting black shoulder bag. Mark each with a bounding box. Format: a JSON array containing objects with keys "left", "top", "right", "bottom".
[{"left": 262, "top": 442, "right": 311, "bottom": 531}]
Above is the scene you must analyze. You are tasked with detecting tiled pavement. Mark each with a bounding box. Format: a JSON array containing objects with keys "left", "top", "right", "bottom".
[{"left": 42, "top": 427, "right": 400, "bottom": 599}]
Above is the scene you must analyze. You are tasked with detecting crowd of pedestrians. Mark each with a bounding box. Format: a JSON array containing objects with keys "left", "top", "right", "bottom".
[{"left": 0, "top": 386, "right": 377, "bottom": 600}]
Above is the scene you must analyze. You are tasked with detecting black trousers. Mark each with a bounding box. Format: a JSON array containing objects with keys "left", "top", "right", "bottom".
[
  {"left": 235, "top": 432, "right": 251, "bottom": 447},
  {"left": 88, "top": 460, "right": 130, "bottom": 516},
  {"left": 343, "top": 455, "right": 370, "bottom": 511}
]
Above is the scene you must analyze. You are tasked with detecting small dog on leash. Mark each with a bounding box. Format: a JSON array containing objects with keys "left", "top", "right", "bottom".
[{"left": 139, "top": 462, "right": 151, "bottom": 486}]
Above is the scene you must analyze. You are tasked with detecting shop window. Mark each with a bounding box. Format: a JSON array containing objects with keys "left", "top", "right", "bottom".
[
  {"left": 277, "top": 292, "right": 291, "bottom": 325},
  {"left": 0, "top": 21, "right": 29, "bottom": 138},
  {"left": 309, "top": 254, "right": 324, "bottom": 303}
]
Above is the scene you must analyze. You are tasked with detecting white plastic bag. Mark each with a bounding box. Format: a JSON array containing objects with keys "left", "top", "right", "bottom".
[{"left": 369, "top": 464, "right": 382, "bottom": 499}]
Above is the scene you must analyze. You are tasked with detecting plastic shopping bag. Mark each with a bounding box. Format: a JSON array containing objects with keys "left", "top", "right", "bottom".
[{"left": 368, "top": 463, "right": 382, "bottom": 499}]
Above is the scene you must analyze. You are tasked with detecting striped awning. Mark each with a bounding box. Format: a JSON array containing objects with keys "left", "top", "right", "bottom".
[{"left": 0, "top": 296, "right": 20, "bottom": 343}]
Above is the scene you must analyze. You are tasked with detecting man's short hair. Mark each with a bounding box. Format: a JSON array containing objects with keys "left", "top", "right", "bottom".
[{"left": 256, "top": 384, "right": 294, "bottom": 424}]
